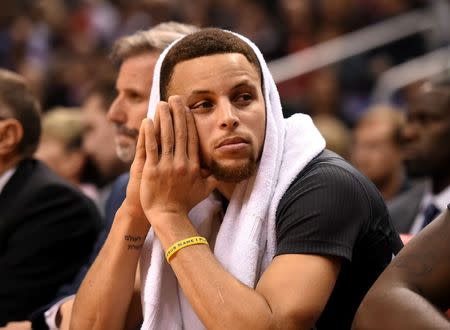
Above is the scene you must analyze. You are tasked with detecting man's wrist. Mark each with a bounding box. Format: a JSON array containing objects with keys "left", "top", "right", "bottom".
[
  {"left": 117, "top": 205, "right": 150, "bottom": 231},
  {"left": 148, "top": 211, "right": 197, "bottom": 250}
]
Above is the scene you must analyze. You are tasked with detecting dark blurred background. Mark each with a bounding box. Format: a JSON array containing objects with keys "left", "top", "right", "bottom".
[{"left": 0, "top": 0, "right": 449, "bottom": 126}]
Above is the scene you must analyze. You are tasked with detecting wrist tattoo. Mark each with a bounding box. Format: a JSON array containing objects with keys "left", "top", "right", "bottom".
[{"left": 124, "top": 235, "right": 144, "bottom": 251}]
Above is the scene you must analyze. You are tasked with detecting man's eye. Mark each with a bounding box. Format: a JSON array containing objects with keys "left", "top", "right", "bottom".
[
  {"left": 128, "top": 92, "right": 143, "bottom": 102},
  {"left": 235, "top": 93, "right": 252, "bottom": 104},
  {"left": 191, "top": 101, "right": 214, "bottom": 110},
  {"left": 412, "top": 114, "right": 433, "bottom": 125}
]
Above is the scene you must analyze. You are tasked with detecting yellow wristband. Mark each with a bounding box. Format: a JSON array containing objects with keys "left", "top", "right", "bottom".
[{"left": 165, "top": 236, "right": 208, "bottom": 262}]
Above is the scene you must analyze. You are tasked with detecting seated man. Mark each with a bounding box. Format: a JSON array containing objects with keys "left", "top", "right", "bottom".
[
  {"left": 353, "top": 204, "right": 450, "bottom": 329},
  {"left": 0, "top": 69, "right": 101, "bottom": 326},
  {"left": 71, "top": 28, "right": 402, "bottom": 329},
  {"left": 35, "top": 107, "right": 91, "bottom": 195},
  {"left": 2, "top": 21, "right": 197, "bottom": 330},
  {"left": 351, "top": 105, "right": 410, "bottom": 202},
  {"left": 388, "top": 76, "right": 450, "bottom": 234},
  {"left": 80, "top": 79, "right": 129, "bottom": 213}
]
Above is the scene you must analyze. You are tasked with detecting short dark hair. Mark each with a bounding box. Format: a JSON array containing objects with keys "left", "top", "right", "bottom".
[
  {"left": 160, "top": 28, "right": 263, "bottom": 101},
  {"left": 0, "top": 69, "right": 41, "bottom": 157}
]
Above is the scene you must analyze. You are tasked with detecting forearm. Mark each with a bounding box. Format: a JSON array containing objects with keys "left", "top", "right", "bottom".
[
  {"left": 354, "top": 211, "right": 450, "bottom": 329},
  {"left": 70, "top": 207, "right": 149, "bottom": 330},
  {"left": 152, "top": 213, "right": 282, "bottom": 330},
  {"left": 353, "top": 286, "right": 450, "bottom": 329}
]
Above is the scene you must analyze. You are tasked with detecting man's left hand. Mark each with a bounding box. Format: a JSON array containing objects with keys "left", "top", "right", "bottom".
[{"left": 140, "top": 96, "right": 218, "bottom": 224}]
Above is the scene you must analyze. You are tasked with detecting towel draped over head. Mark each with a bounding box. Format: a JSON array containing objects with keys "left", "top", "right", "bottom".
[{"left": 140, "top": 29, "right": 326, "bottom": 330}]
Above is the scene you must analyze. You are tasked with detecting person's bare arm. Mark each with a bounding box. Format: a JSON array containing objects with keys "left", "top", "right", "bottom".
[
  {"left": 140, "top": 97, "right": 341, "bottom": 329},
  {"left": 164, "top": 228, "right": 340, "bottom": 329},
  {"left": 352, "top": 208, "right": 450, "bottom": 329},
  {"left": 59, "top": 299, "right": 74, "bottom": 330},
  {"left": 70, "top": 121, "right": 150, "bottom": 330}
]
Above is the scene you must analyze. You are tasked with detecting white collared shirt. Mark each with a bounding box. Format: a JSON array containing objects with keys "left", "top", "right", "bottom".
[
  {"left": 0, "top": 167, "right": 16, "bottom": 195},
  {"left": 409, "top": 182, "right": 450, "bottom": 235}
]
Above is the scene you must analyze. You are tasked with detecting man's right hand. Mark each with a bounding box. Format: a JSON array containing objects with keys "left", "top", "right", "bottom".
[{"left": 121, "top": 119, "right": 149, "bottom": 224}]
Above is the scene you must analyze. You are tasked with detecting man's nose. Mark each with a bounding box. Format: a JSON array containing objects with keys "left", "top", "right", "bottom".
[
  {"left": 218, "top": 101, "right": 239, "bottom": 129},
  {"left": 401, "top": 121, "right": 420, "bottom": 144},
  {"left": 107, "top": 97, "right": 126, "bottom": 124}
]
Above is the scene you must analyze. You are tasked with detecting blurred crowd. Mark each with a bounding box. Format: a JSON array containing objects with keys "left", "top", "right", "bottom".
[
  {"left": 1, "top": 0, "right": 448, "bottom": 230},
  {"left": 0, "top": 0, "right": 438, "bottom": 114}
]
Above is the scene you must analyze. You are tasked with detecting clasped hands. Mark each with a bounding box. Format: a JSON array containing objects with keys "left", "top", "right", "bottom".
[{"left": 124, "top": 96, "right": 219, "bottom": 228}]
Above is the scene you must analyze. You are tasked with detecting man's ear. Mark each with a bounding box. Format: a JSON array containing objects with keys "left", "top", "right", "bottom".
[{"left": 0, "top": 119, "right": 24, "bottom": 156}]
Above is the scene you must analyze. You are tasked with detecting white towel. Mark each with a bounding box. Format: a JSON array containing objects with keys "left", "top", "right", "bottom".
[{"left": 141, "top": 30, "right": 326, "bottom": 330}]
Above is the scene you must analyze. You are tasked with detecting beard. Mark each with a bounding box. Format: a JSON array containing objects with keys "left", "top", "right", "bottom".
[
  {"left": 209, "top": 155, "right": 257, "bottom": 183},
  {"left": 114, "top": 124, "right": 139, "bottom": 163},
  {"left": 115, "top": 142, "right": 136, "bottom": 163}
]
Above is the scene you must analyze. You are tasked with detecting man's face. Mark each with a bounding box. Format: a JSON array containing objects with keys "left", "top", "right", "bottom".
[
  {"left": 402, "top": 86, "right": 450, "bottom": 178},
  {"left": 107, "top": 52, "right": 159, "bottom": 163},
  {"left": 82, "top": 93, "right": 125, "bottom": 181},
  {"left": 167, "top": 53, "right": 266, "bottom": 182},
  {"left": 352, "top": 121, "right": 402, "bottom": 186},
  {"left": 35, "top": 133, "right": 85, "bottom": 184}
]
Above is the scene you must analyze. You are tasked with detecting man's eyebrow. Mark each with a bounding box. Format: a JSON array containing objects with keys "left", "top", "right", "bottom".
[
  {"left": 123, "top": 87, "right": 143, "bottom": 94},
  {"left": 190, "top": 80, "right": 257, "bottom": 95},
  {"left": 191, "top": 89, "right": 210, "bottom": 95},
  {"left": 232, "top": 80, "right": 257, "bottom": 90}
]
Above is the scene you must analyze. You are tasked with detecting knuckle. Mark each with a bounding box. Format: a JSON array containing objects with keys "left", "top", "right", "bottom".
[
  {"left": 158, "top": 101, "right": 169, "bottom": 110},
  {"left": 190, "top": 163, "right": 200, "bottom": 174},
  {"left": 174, "top": 162, "right": 187, "bottom": 175},
  {"left": 143, "top": 167, "right": 159, "bottom": 179}
]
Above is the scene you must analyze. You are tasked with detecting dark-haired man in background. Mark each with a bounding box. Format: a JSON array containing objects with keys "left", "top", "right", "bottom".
[{"left": 0, "top": 69, "right": 100, "bottom": 326}]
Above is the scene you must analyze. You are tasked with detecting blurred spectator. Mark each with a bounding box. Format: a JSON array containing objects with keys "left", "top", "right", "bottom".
[
  {"left": 316, "top": 0, "right": 364, "bottom": 42},
  {"left": 1, "top": 0, "right": 444, "bottom": 122},
  {"left": 81, "top": 79, "right": 128, "bottom": 213},
  {"left": 389, "top": 75, "right": 450, "bottom": 234},
  {"left": 35, "top": 107, "right": 96, "bottom": 198},
  {"left": 232, "top": 0, "right": 283, "bottom": 60},
  {"left": 351, "top": 104, "right": 410, "bottom": 202},
  {"left": 306, "top": 68, "right": 344, "bottom": 120},
  {"left": 313, "top": 114, "right": 351, "bottom": 159},
  {"left": 277, "top": 0, "right": 315, "bottom": 53},
  {"left": 0, "top": 68, "right": 100, "bottom": 325},
  {"left": 173, "top": 0, "right": 211, "bottom": 28}
]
